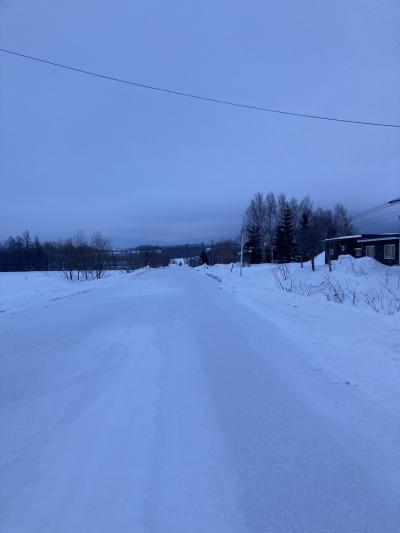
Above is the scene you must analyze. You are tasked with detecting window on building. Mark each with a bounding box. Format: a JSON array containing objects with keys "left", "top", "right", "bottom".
[
  {"left": 365, "top": 245, "right": 375, "bottom": 258},
  {"left": 355, "top": 248, "right": 362, "bottom": 257},
  {"left": 341, "top": 245, "right": 346, "bottom": 252},
  {"left": 384, "top": 244, "right": 396, "bottom": 260}
]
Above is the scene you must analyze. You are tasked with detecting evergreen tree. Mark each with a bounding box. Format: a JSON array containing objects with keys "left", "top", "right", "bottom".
[
  {"left": 274, "top": 205, "right": 297, "bottom": 263},
  {"left": 298, "top": 210, "right": 312, "bottom": 266},
  {"left": 200, "top": 249, "right": 209, "bottom": 265},
  {"left": 244, "top": 224, "right": 262, "bottom": 264}
]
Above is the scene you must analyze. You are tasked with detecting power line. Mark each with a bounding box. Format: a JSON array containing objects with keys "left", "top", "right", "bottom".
[
  {"left": 350, "top": 198, "right": 400, "bottom": 222},
  {"left": 350, "top": 203, "right": 391, "bottom": 221},
  {"left": 1, "top": 47, "right": 400, "bottom": 129},
  {"left": 356, "top": 210, "right": 399, "bottom": 227},
  {"left": 388, "top": 196, "right": 400, "bottom": 204}
]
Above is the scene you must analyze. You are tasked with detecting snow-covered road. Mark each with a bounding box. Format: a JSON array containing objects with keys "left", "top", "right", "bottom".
[{"left": 1, "top": 267, "right": 399, "bottom": 532}]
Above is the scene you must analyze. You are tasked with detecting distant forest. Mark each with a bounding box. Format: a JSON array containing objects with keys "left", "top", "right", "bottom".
[
  {"left": 0, "top": 192, "right": 353, "bottom": 273},
  {"left": 241, "top": 191, "right": 354, "bottom": 268}
]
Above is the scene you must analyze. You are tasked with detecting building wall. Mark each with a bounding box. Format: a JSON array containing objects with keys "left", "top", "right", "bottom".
[
  {"left": 325, "top": 238, "right": 400, "bottom": 266},
  {"left": 324, "top": 238, "right": 360, "bottom": 263},
  {"left": 360, "top": 239, "right": 399, "bottom": 266}
]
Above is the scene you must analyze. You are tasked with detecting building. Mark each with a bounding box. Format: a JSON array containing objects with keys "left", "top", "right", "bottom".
[
  {"left": 324, "top": 233, "right": 400, "bottom": 266},
  {"left": 169, "top": 257, "right": 188, "bottom": 266}
]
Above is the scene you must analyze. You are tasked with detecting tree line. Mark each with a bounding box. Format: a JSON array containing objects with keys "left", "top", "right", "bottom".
[
  {"left": 241, "top": 191, "right": 354, "bottom": 268},
  {"left": 0, "top": 231, "right": 193, "bottom": 274},
  {"left": 0, "top": 193, "right": 353, "bottom": 274},
  {"left": 0, "top": 231, "right": 115, "bottom": 278}
]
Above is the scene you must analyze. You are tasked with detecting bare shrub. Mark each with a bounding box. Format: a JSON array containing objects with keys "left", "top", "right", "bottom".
[
  {"left": 364, "top": 286, "right": 400, "bottom": 315},
  {"left": 346, "top": 259, "right": 366, "bottom": 278},
  {"left": 272, "top": 265, "right": 293, "bottom": 292},
  {"left": 279, "top": 263, "right": 291, "bottom": 280},
  {"left": 271, "top": 264, "right": 400, "bottom": 315},
  {"left": 321, "top": 276, "right": 346, "bottom": 304}
]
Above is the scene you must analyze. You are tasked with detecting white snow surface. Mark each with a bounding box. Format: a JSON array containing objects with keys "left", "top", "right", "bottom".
[{"left": 0, "top": 264, "right": 399, "bottom": 532}]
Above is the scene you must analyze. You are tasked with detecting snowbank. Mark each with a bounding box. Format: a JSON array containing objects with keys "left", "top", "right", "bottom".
[
  {"left": 0, "top": 270, "right": 134, "bottom": 314},
  {"left": 202, "top": 255, "right": 400, "bottom": 315},
  {"left": 277, "top": 255, "right": 400, "bottom": 315},
  {"left": 196, "top": 257, "right": 400, "bottom": 413}
]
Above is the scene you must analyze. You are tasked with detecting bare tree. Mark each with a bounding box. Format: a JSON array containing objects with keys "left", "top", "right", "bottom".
[
  {"left": 91, "top": 232, "right": 112, "bottom": 279},
  {"left": 265, "top": 192, "right": 277, "bottom": 261},
  {"left": 243, "top": 192, "right": 268, "bottom": 261},
  {"left": 333, "top": 203, "right": 354, "bottom": 236},
  {"left": 72, "top": 230, "right": 90, "bottom": 280}
]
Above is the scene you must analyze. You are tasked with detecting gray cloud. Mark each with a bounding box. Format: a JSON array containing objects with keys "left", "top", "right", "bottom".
[{"left": 1, "top": 0, "right": 399, "bottom": 246}]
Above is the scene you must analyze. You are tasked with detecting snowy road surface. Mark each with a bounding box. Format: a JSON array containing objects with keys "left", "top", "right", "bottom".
[{"left": 1, "top": 267, "right": 399, "bottom": 532}]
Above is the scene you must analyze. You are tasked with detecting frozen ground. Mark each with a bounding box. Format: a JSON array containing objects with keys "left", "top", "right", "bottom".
[{"left": 0, "top": 264, "right": 399, "bottom": 532}]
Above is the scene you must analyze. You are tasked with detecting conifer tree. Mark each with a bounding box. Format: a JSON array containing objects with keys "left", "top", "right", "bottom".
[
  {"left": 244, "top": 224, "right": 263, "bottom": 264},
  {"left": 274, "top": 205, "right": 297, "bottom": 263},
  {"left": 298, "top": 210, "right": 312, "bottom": 267},
  {"left": 200, "top": 249, "right": 209, "bottom": 265}
]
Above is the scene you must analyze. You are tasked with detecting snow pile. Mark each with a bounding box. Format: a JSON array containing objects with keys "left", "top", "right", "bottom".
[
  {"left": 272, "top": 255, "right": 400, "bottom": 315},
  {"left": 200, "top": 255, "right": 400, "bottom": 315}
]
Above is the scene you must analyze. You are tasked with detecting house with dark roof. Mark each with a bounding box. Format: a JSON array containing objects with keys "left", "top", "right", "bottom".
[{"left": 324, "top": 233, "right": 400, "bottom": 266}]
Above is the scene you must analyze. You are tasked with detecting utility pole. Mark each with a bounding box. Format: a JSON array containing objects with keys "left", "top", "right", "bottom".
[{"left": 240, "top": 231, "right": 244, "bottom": 277}]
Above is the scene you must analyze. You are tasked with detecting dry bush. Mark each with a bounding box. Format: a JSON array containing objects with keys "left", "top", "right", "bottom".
[{"left": 272, "top": 267, "right": 400, "bottom": 315}]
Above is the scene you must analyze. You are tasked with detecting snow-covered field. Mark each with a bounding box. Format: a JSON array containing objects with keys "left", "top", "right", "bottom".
[
  {"left": 1, "top": 263, "right": 399, "bottom": 532},
  {"left": 197, "top": 255, "right": 400, "bottom": 413}
]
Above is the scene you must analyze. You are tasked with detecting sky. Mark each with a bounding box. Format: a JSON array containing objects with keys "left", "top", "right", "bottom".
[{"left": 0, "top": 0, "right": 399, "bottom": 246}]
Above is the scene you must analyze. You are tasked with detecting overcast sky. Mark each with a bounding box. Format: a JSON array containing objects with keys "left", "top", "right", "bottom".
[{"left": 1, "top": 0, "right": 399, "bottom": 246}]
